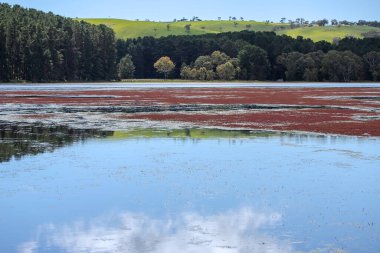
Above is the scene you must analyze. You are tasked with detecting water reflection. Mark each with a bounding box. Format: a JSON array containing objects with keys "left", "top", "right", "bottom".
[
  {"left": 19, "top": 208, "right": 292, "bottom": 253},
  {"left": 1, "top": 125, "right": 379, "bottom": 253},
  {"left": 2, "top": 122, "right": 369, "bottom": 164},
  {"left": 0, "top": 124, "right": 272, "bottom": 163},
  {"left": 0, "top": 123, "right": 113, "bottom": 163},
  {"left": 19, "top": 208, "right": 349, "bottom": 253}
]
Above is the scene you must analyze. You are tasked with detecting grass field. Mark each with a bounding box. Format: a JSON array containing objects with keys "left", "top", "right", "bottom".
[
  {"left": 79, "top": 18, "right": 380, "bottom": 42},
  {"left": 79, "top": 19, "right": 287, "bottom": 38},
  {"left": 278, "top": 25, "right": 380, "bottom": 41}
]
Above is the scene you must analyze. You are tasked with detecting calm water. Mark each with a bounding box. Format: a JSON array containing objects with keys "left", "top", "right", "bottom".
[
  {"left": 1, "top": 126, "right": 380, "bottom": 253},
  {"left": 1, "top": 82, "right": 380, "bottom": 91}
]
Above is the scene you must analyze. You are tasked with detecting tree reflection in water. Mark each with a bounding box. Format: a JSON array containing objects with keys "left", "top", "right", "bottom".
[{"left": 0, "top": 123, "right": 113, "bottom": 163}]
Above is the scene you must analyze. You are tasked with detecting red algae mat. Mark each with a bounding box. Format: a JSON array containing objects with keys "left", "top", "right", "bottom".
[{"left": 1, "top": 87, "right": 380, "bottom": 137}]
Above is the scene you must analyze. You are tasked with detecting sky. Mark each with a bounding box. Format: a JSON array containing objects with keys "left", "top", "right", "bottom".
[{"left": 1, "top": 0, "right": 379, "bottom": 22}]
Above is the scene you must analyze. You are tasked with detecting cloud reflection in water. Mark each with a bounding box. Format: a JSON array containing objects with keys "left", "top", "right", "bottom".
[{"left": 19, "top": 208, "right": 296, "bottom": 253}]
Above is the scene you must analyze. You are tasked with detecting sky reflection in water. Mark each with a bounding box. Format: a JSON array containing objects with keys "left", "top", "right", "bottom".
[
  {"left": 19, "top": 208, "right": 291, "bottom": 253},
  {"left": 1, "top": 128, "right": 379, "bottom": 253}
]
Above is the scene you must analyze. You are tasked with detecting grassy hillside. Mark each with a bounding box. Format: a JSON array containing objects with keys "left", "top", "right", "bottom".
[
  {"left": 279, "top": 25, "right": 380, "bottom": 41},
  {"left": 79, "top": 19, "right": 287, "bottom": 38},
  {"left": 79, "top": 18, "right": 380, "bottom": 42}
]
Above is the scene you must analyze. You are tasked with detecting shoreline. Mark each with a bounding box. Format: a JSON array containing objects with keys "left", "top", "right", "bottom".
[
  {"left": 1, "top": 81, "right": 380, "bottom": 90},
  {"left": 1, "top": 79, "right": 379, "bottom": 84}
]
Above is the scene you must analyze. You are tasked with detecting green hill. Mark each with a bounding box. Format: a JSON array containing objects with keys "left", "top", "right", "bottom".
[
  {"left": 78, "top": 18, "right": 287, "bottom": 38},
  {"left": 278, "top": 25, "right": 380, "bottom": 41},
  {"left": 79, "top": 18, "right": 380, "bottom": 42}
]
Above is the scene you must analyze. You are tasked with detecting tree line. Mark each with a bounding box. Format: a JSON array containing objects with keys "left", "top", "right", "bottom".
[
  {"left": 116, "top": 30, "right": 380, "bottom": 81},
  {"left": 1, "top": 3, "right": 380, "bottom": 83},
  {"left": 0, "top": 3, "right": 116, "bottom": 82},
  {"left": 281, "top": 18, "right": 380, "bottom": 28}
]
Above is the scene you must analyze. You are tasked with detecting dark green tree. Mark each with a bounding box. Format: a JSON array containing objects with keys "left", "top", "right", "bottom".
[
  {"left": 0, "top": 3, "right": 117, "bottom": 82},
  {"left": 238, "top": 45, "right": 270, "bottom": 80},
  {"left": 363, "top": 51, "right": 380, "bottom": 81},
  {"left": 321, "top": 50, "right": 364, "bottom": 82}
]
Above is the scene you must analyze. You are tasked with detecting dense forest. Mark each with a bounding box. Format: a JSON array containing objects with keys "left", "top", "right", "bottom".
[
  {"left": 1, "top": 3, "right": 380, "bottom": 82},
  {"left": 0, "top": 3, "right": 116, "bottom": 82},
  {"left": 116, "top": 32, "right": 380, "bottom": 81}
]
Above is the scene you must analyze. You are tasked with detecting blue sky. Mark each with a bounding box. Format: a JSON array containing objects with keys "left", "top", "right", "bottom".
[{"left": 2, "top": 0, "right": 379, "bottom": 22}]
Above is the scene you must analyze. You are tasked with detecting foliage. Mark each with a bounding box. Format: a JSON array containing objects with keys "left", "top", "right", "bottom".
[
  {"left": 117, "top": 54, "right": 135, "bottom": 79},
  {"left": 115, "top": 30, "right": 380, "bottom": 81},
  {"left": 278, "top": 50, "right": 364, "bottom": 82},
  {"left": 1, "top": 3, "right": 380, "bottom": 83},
  {"left": 363, "top": 51, "right": 380, "bottom": 81},
  {"left": 216, "top": 62, "right": 236, "bottom": 80},
  {"left": 180, "top": 51, "right": 239, "bottom": 80},
  {"left": 0, "top": 3, "right": 116, "bottom": 82},
  {"left": 154, "top": 56, "right": 175, "bottom": 78},
  {"left": 321, "top": 51, "right": 364, "bottom": 82},
  {"left": 238, "top": 45, "right": 270, "bottom": 80},
  {"left": 357, "top": 20, "right": 380, "bottom": 28},
  {"left": 277, "top": 51, "right": 324, "bottom": 81}
]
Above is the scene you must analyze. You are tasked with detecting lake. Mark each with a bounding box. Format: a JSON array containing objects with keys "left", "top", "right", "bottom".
[
  {"left": 1, "top": 82, "right": 380, "bottom": 91},
  {"left": 1, "top": 125, "right": 379, "bottom": 253}
]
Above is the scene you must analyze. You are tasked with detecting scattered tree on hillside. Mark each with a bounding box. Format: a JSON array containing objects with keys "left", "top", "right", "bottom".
[
  {"left": 316, "top": 19, "right": 329, "bottom": 27},
  {"left": 191, "top": 16, "right": 201, "bottom": 22},
  {"left": 339, "top": 20, "right": 355, "bottom": 26},
  {"left": 331, "top": 19, "right": 338, "bottom": 26},
  {"left": 185, "top": 24, "right": 191, "bottom": 33},
  {"left": 357, "top": 20, "right": 380, "bottom": 28},
  {"left": 154, "top": 56, "right": 175, "bottom": 78}
]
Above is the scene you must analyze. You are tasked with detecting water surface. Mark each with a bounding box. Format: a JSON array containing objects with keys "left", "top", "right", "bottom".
[
  {"left": 1, "top": 82, "right": 380, "bottom": 91},
  {"left": 1, "top": 126, "right": 379, "bottom": 253}
]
